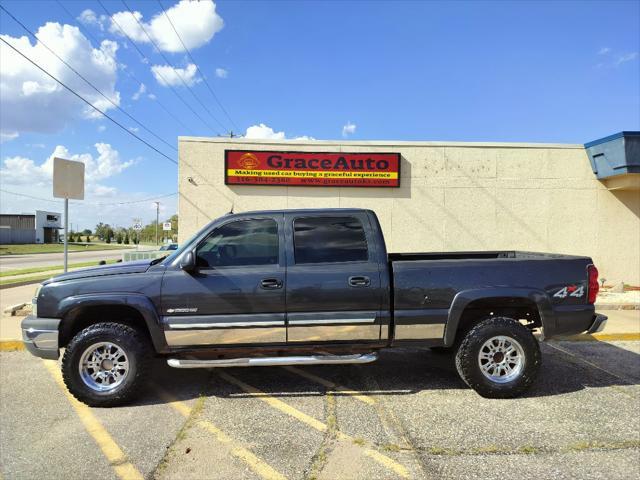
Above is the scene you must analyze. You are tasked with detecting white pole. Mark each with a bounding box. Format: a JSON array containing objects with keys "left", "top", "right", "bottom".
[{"left": 64, "top": 198, "right": 69, "bottom": 272}]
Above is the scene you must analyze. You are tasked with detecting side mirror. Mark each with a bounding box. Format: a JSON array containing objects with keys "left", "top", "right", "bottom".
[{"left": 180, "top": 251, "right": 196, "bottom": 272}]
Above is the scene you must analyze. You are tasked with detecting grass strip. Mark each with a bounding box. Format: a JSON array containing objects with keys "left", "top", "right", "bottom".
[
  {"left": 0, "top": 243, "right": 132, "bottom": 255},
  {"left": 0, "top": 259, "right": 118, "bottom": 278},
  {"left": 0, "top": 260, "right": 118, "bottom": 286}
]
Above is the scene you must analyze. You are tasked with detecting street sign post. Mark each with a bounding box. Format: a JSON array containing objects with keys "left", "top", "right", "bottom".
[
  {"left": 133, "top": 219, "right": 143, "bottom": 251},
  {"left": 53, "top": 158, "right": 85, "bottom": 272}
]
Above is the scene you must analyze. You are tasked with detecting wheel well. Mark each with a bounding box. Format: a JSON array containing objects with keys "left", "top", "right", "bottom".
[
  {"left": 454, "top": 297, "right": 542, "bottom": 343},
  {"left": 59, "top": 305, "right": 151, "bottom": 348}
]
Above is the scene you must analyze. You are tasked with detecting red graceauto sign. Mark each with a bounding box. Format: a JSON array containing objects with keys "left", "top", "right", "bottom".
[{"left": 225, "top": 150, "right": 401, "bottom": 187}]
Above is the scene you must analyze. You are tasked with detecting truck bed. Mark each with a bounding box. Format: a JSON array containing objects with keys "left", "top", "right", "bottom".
[{"left": 388, "top": 251, "right": 586, "bottom": 261}]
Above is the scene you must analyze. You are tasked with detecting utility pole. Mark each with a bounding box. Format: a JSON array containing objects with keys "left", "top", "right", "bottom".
[{"left": 154, "top": 201, "right": 160, "bottom": 246}]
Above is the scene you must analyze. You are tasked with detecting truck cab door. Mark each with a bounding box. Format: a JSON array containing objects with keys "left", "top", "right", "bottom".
[
  {"left": 160, "top": 214, "right": 286, "bottom": 348},
  {"left": 284, "top": 212, "right": 385, "bottom": 344}
]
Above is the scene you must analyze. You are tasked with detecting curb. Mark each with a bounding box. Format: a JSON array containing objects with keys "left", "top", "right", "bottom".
[
  {"left": 0, "top": 339, "right": 25, "bottom": 351},
  {"left": 596, "top": 304, "right": 640, "bottom": 311},
  {"left": 0, "top": 279, "right": 45, "bottom": 290},
  {"left": 552, "top": 333, "right": 640, "bottom": 342}
]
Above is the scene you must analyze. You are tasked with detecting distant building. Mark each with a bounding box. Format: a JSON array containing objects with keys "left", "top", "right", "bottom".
[{"left": 0, "top": 210, "right": 61, "bottom": 244}]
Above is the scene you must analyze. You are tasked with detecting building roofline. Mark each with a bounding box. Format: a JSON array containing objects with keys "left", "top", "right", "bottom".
[{"left": 177, "top": 136, "right": 585, "bottom": 149}]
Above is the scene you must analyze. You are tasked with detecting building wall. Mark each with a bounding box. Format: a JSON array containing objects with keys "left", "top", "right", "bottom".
[
  {"left": 0, "top": 214, "right": 36, "bottom": 244},
  {"left": 178, "top": 137, "right": 640, "bottom": 285},
  {"left": 34, "top": 210, "right": 61, "bottom": 244}
]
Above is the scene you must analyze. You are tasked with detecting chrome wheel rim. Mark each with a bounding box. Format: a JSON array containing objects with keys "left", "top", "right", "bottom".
[
  {"left": 478, "top": 335, "right": 525, "bottom": 384},
  {"left": 79, "top": 342, "right": 129, "bottom": 392}
]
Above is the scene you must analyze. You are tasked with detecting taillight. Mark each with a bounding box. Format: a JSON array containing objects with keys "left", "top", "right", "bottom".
[{"left": 587, "top": 265, "right": 599, "bottom": 304}]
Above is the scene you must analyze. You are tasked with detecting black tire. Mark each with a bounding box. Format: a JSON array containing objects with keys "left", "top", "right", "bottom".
[
  {"left": 62, "top": 322, "right": 152, "bottom": 407},
  {"left": 455, "top": 317, "right": 540, "bottom": 399}
]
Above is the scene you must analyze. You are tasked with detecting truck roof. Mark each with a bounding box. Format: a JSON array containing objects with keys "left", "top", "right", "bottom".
[{"left": 238, "top": 207, "right": 373, "bottom": 216}]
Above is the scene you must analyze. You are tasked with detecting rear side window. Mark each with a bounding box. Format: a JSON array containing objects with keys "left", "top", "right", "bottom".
[
  {"left": 294, "top": 216, "right": 368, "bottom": 264},
  {"left": 196, "top": 219, "right": 278, "bottom": 267}
]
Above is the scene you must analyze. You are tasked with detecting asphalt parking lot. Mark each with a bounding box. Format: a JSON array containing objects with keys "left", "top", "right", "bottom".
[{"left": 1, "top": 340, "right": 639, "bottom": 480}]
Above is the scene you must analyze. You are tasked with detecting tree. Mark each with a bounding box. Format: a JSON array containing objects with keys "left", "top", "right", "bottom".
[
  {"left": 86, "top": 235, "right": 91, "bottom": 243},
  {"left": 94, "top": 223, "right": 111, "bottom": 241},
  {"left": 68, "top": 233, "right": 74, "bottom": 243},
  {"left": 116, "top": 232, "right": 123, "bottom": 244},
  {"left": 124, "top": 232, "right": 130, "bottom": 245},
  {"left": 105, "top": 228, "right": 113, "bottom": 244},
  {"left": 82, "top": 229, "right": 92, "bottom": 235}
]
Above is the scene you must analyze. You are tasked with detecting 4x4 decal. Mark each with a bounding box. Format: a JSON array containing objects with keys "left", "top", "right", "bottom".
[{"left": 553, "top": 285, "right": 584, "bottom": 299}]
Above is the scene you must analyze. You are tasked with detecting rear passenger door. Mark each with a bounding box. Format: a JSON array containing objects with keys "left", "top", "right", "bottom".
[{"left": 284, "top": 213, "right": 384, "bottom": 344}]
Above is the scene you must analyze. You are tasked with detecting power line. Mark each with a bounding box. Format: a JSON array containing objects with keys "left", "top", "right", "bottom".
[
  {"left": 99, "top": 0, "right": 220, "bottom": 134},
  {"left": 0, "top": 3, "right": 177, "bottom": 154},
  {"left": 54, "top": 0, "right": 195, "bottom": 135},
  {"left": 0, "top": 188, "right": 177, "bottom": 206},
  {"left": 157, "top": 0, "right": 238, "bottom": 131},
  {"left": 0, "top": 37, "right": 177, "bottom": 165},
  {"left": 120, "top": 0, "right": 229, "bottom": 133}
]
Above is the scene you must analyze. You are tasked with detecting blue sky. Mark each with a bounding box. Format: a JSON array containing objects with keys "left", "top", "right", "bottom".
[{"left": 0, "top": 0, "right": 638, "bottom": 230}]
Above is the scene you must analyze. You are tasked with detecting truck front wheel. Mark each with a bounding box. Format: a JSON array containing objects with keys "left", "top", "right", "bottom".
[
  {"left": 455, "top": 317, "right": 540, "bottom": 398},
  {"left": 61, "top": 322, "right": 151, "bottom": 407}
]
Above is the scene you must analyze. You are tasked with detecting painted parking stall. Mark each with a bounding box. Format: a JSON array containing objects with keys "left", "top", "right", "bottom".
[{"left": 225, "top": 150, "right": 401, "bottom": 187}]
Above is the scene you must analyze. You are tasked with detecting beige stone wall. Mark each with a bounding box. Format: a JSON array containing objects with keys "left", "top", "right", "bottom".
[{"left": 178, "top": 137, "right": 640, "bottom": 285}]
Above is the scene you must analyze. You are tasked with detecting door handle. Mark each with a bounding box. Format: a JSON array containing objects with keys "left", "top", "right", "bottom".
[
  {"left": 349, "top": 276, "right": 370, "bottom": 287},
  {"left": 260, "top": 278, "right": 283, "bottom": 290}
]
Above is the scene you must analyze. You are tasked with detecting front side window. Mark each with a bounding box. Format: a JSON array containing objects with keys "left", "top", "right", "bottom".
[
  {"left": 196, "top": 219, "right": 278, "bottom": 267},
  {"left": 294, "top": 216, "right": 368, "bottom": 264}
]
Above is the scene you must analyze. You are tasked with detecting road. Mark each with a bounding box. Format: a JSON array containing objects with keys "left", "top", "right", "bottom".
[
  {"left": 1, "top": 340, "right": 639, "bottom": 479},
  {"left": 0, "top": 248, "right": 138, "bottom": 270}
]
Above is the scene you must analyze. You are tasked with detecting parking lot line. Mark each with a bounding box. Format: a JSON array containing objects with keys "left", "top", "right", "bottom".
[
  {"left": 282, "top": 366, "right": 376, "bottom": 405},
  {"left": 156, "top": 388, "right": 288, "bottom": 480},
  {"left": 0, "top": 340, "right": 25, "bottom": 352},
  {"left": 218, "top": 371, "right": 410, "bottom": 479},
  {"left": 42, "top": 360, "right": 143, "bottom": 480}
]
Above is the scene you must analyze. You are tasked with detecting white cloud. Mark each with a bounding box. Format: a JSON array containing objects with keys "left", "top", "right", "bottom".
[
  {"left": 245, "top": 123, "right": 286, "bottom": 140},
  {"left": 77, "top": 9, "right": 108, "bottom": 31},
  {"left": 616, "top": 52, "right": 638, "bottom": 66},
  {"left": 151, "top": 63, "right": 199, "bottom": 87},
  {"left": 215, "top": 67, "right": 228, "bottom": 78},
  {"left": 243, "top": 124, "right": 315, "bottom": 141},
  {"left": 97, "top": 125, "right": 107, "bottom": 132},
  {"left": 342, "top": 121, "right": 357, "bottom": 137},
  {"left": 147, "top": 93, "right": 157, "bottom": 100},
  {"left": 1, "top": 132, "right": 19, "bottom": 143},
  {"left": 597, "top": 47, "right": 611, "bottom": 55},
  {"left": 89, "top": 184, "right": 117, "bottom": 197},
  {"left": 132, "top": 82, "right": 146, "bottom": 100},
  {"left": 108, "top": 0, "right": 223, "bottom": 53},
  {"left": 0, "top": 143, "right": 134, "bottom": 190},
  {"left": 0, "top": 23, "right": 120, "bottom": 140}
]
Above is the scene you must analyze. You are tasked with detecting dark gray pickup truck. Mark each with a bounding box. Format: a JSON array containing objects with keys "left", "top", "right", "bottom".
[{"left": 23, "top": 208, "right": 606, "bottom": 406}]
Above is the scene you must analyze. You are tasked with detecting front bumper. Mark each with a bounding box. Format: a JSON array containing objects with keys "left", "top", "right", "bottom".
[{"left": 21, "top": 315, "right": 60, "bottom": 360}]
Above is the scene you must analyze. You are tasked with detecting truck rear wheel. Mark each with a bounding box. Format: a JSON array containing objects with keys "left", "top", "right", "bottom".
[
  {"left": 61, "top": 322, "right": 151, "bottom": 407},
  {"left": 455, "top": 317, "right": 540, "bottom": 398}
]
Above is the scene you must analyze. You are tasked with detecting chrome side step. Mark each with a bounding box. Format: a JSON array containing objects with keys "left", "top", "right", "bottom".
[{"left": 167, "top": 352, "right": 378, "bottom": 369}]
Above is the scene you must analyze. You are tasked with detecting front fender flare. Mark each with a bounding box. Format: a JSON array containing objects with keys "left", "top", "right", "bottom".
[
  {"left": 58, "top": 293, "right": 168, "bottom": 353},
  {"left": 443, "top": 287, "right": 554, "bottom": 347}
]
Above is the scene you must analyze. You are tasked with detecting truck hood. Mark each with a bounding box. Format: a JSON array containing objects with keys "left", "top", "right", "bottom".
[{"left": 42, "top": 260, "right": 153, "bottom": 284}]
